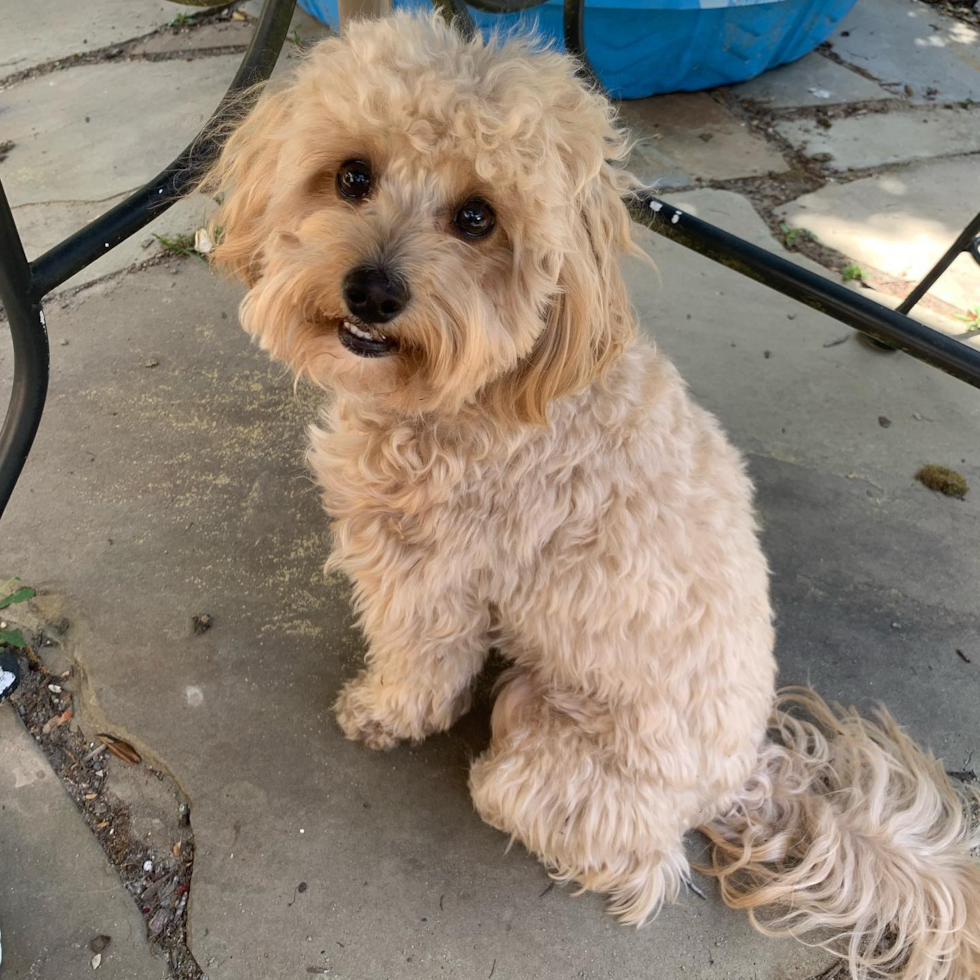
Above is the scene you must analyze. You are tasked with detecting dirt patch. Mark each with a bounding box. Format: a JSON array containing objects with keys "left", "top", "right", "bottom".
[
  {"left": 918, "top": 0, "right": 980, "bottom": 28},
  {"left": 705, "top": 83, "right": 864, "bottom": 271},
  {"left": 3, "top": 610, "right": 202, "bottom": 980}
]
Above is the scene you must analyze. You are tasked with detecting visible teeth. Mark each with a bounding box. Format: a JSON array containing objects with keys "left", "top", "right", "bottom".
[{"left": 343, "top": 320, "right": 387, "bottom": 342}]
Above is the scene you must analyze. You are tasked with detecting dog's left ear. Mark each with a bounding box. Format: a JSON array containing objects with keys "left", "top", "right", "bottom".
[
  {"left": 502, "top": 160, "right": 637, "bottom": 425},
  {"left": 198, "top": 83, "right": 296, "bottom": 286}
]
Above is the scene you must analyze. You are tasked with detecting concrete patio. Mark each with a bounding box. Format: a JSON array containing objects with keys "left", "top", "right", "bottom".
[{"left": 1, "top": 1, "right": 978, "bottom": 978}]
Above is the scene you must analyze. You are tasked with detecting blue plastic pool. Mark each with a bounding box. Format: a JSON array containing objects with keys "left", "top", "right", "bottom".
[{"left": 298, "top": 0, "right": 860, "bottom": 98}]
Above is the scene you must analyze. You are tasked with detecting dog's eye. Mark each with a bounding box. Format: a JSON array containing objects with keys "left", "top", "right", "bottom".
[
  {"left": 337, "top": 160, "right": 372, "bottom": 200},
  {"left": 454, "top": 199, "right": 495, "bottom": 239}
]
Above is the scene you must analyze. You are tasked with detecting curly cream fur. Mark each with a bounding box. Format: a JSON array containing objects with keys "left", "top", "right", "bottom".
[
  {"left": 704, "top": 690, "right": 980, "bottom": 980},
  {"left": 201, "top": 13, "right": 980, "bottom": 977}
]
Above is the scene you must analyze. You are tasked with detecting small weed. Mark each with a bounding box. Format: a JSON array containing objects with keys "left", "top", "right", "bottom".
[
  {"left": 954, "top": 304, "right": 980, "bottom": 332},
  {"left": 287, "top": 28, "right": 303, "bottom": 47},
  {"left": 0, "top": 627, "right": 27, "bottom": 649},
  {"left": 0, "top": 577, "right": 35, "bottom": 611},
  {"left": 841, "top": 263, "right": 864, "bottom": 282},
  {"left": 169, "top": 11, "right": 192, "bottom": 27},
  {"left": 780, "top": 222, "right": 814, "bottom": 248},
  {"left": 0, "top": 577, "right": 33, "bottom": 649},
  {"left": 153, "top": 232, "right": 205, "bottom": 260}
]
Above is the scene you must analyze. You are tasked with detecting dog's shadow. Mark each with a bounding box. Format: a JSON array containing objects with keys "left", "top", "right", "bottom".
[
  {"left": 450, "top": 648, "right": 510, "bottom": 753},
  {"left": 333, "top": 649, "right": 509, "bottom": 798}
]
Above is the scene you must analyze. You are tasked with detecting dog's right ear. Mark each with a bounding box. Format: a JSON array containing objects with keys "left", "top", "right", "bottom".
[
  {"left": 490, "top": 157, "right": 637, "bottom": 427},
  {"left": 199, "top": 84, "right": 294, "bottom": 286}
]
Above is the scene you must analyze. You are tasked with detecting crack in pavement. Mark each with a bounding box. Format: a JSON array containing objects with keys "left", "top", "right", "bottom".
[
  {"left": 0, "top": 248, "right": 193, "bottom": 325},
  {"left": 9, "top": 186, "right": 143, "bottom": 210},
  {"left": 0, "top": 1, "right": 254, "bottom": 90},
  {"left": 0, "top": 36, "right": 251, "bottom": 91},
  {"left": 2, "top": 601, "right": 204, "bottom": 979}
]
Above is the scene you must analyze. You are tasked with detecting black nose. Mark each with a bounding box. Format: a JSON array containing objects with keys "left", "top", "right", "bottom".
[{"left": 342, "top": 266, "right": 410, "bottom": 324}]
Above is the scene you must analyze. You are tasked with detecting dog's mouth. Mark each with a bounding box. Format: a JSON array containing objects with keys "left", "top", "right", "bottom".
[{"left": 337, "top": 317, "right": 399, "bottom": 358}]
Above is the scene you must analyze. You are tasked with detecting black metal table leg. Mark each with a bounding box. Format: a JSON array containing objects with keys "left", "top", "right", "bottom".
[
  {"left": 898, "top": 211, "right": 980, "bottom": 317},
  {"left": 0, "top": 182, "right": 49, "bottom": 517},
  {"left": 628, "top": 193, "right": 980, "bottom": 389},
  {"left": 30, "top": 0, "right": 297, "bottom": 296},
  {"left": 0, "top": 0, "right": 297, "bottom": 521}
]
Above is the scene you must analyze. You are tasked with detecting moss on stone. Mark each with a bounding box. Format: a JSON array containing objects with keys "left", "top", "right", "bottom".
[{"left": 916, "top": 464, "right": 968, "bottom": 499}]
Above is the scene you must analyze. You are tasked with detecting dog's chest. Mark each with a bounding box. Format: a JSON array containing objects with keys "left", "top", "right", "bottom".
[
  {"left": 310, "top": 419, "right": 505, "bottom": 559},
  {"left": 310, "top": 417, "right": 585, "bottom": 575}
]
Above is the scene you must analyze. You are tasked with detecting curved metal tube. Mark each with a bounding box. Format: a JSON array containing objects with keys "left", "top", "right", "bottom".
[
  {"left": 562, "top": 0, "right": 600, "bottom": 89},
  {"left": 631, "top": 193, "right": 980, "bottom": 389},
  {"left": 0, "top": 183, "right": 49, "bottom": 519},
  {"left": 431, "top": 0, "right": 477, "bottom": 38},
  {"left": 435, "top": 0, "right": 602, "bottom": 88},
  {"left": 30, "top": 0, "right": 297, "bottom": 296},
  {"left": 463, "top": 0, "right": 549, "bottom": 13},
  {"left": 0, "top": 0, "right": 296, "bottom": 520},
  {"left": 897, "top": 210, "right": 980, "bottom": 317}
]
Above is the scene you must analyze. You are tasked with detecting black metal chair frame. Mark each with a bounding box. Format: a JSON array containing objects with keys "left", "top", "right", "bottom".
[{"left": 2, "top": 0, "right": 979, "bottom": 523}]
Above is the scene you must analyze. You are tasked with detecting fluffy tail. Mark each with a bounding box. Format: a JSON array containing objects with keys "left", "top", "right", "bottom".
[{"left": 700, "top": 688, "right": 980, "bottom": 980}]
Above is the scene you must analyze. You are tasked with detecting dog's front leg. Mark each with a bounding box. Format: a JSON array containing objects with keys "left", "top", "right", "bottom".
[{"left": 334, "top": 585, "right": 490, "bottom": 750}]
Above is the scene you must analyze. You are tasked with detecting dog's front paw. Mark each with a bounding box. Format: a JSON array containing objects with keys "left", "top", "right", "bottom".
[{"left": 333, "top": 674, "right": 403, "bottom": 751}]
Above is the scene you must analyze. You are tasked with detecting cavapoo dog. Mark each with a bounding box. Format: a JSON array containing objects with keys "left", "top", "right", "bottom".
[{"left": 201, "top": 13, "right": 979, "bottom": 978}]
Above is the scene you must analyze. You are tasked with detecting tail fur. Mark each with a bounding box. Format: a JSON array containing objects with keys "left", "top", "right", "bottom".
[{"left": 701, "top": 688, "right": 980, "bottom": 980}]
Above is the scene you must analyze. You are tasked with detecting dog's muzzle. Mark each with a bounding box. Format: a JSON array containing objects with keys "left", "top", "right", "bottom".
[{"left": 340, "top": 266, "right": 408, "bottom": 358}]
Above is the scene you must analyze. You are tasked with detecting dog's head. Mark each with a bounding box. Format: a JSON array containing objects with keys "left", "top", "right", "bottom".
[{"left": 203, "top": 13, "right": 637, "bottom": 422}]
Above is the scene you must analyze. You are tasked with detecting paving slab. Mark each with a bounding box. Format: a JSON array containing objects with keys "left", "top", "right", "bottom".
[
  {"left": 0, "top": 55, "right": 242, "bottom": 208},
  {"left": 0, "top": 55, "right": 242, "bottom": 288},
  {"left": 622, "top": 145, "right": 693, "bottom": 192},
  {"left": 0, "top": 704, "right": 171, "bottom": 980},
  {"left": 133, "top": 7, "right": 331, "bottom": 56},
  {"left": 131, "top": 21, "right": 256, "bottom": 56},
  {"left": 0, "top": 11, "right": 331, "bottom": 293},
  {"left": 654, "top": 187, "right": 967, "bottom": 338},
  {"left": 828, "top": 0, "right": 980, "bottom": 104},
  {"left": 648, "top": 188, "right": 980, "bottom": 494},
  {"left": 620, "top": 92, "right": 789, "bottom": 184},
  {"left": 241, "top": 0, "right": 337, "bottom": 45},
  {"left": 778, "top": 156, "right": 980, "bottom": 314},
  {"left": 733, "top": 50, "right": 896, "bottom": 108},
  {"left": 662, "top": 188, "right": 829, "bottom": 273},
  {"left": 775, "top": 104, "right": 980, "bottom": 170},
  {"left": 0, "top": 0, "right": 175, "bottom": 78},
  {"left": 11, "top": 192, "right": 216, "bottom": 293}
]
